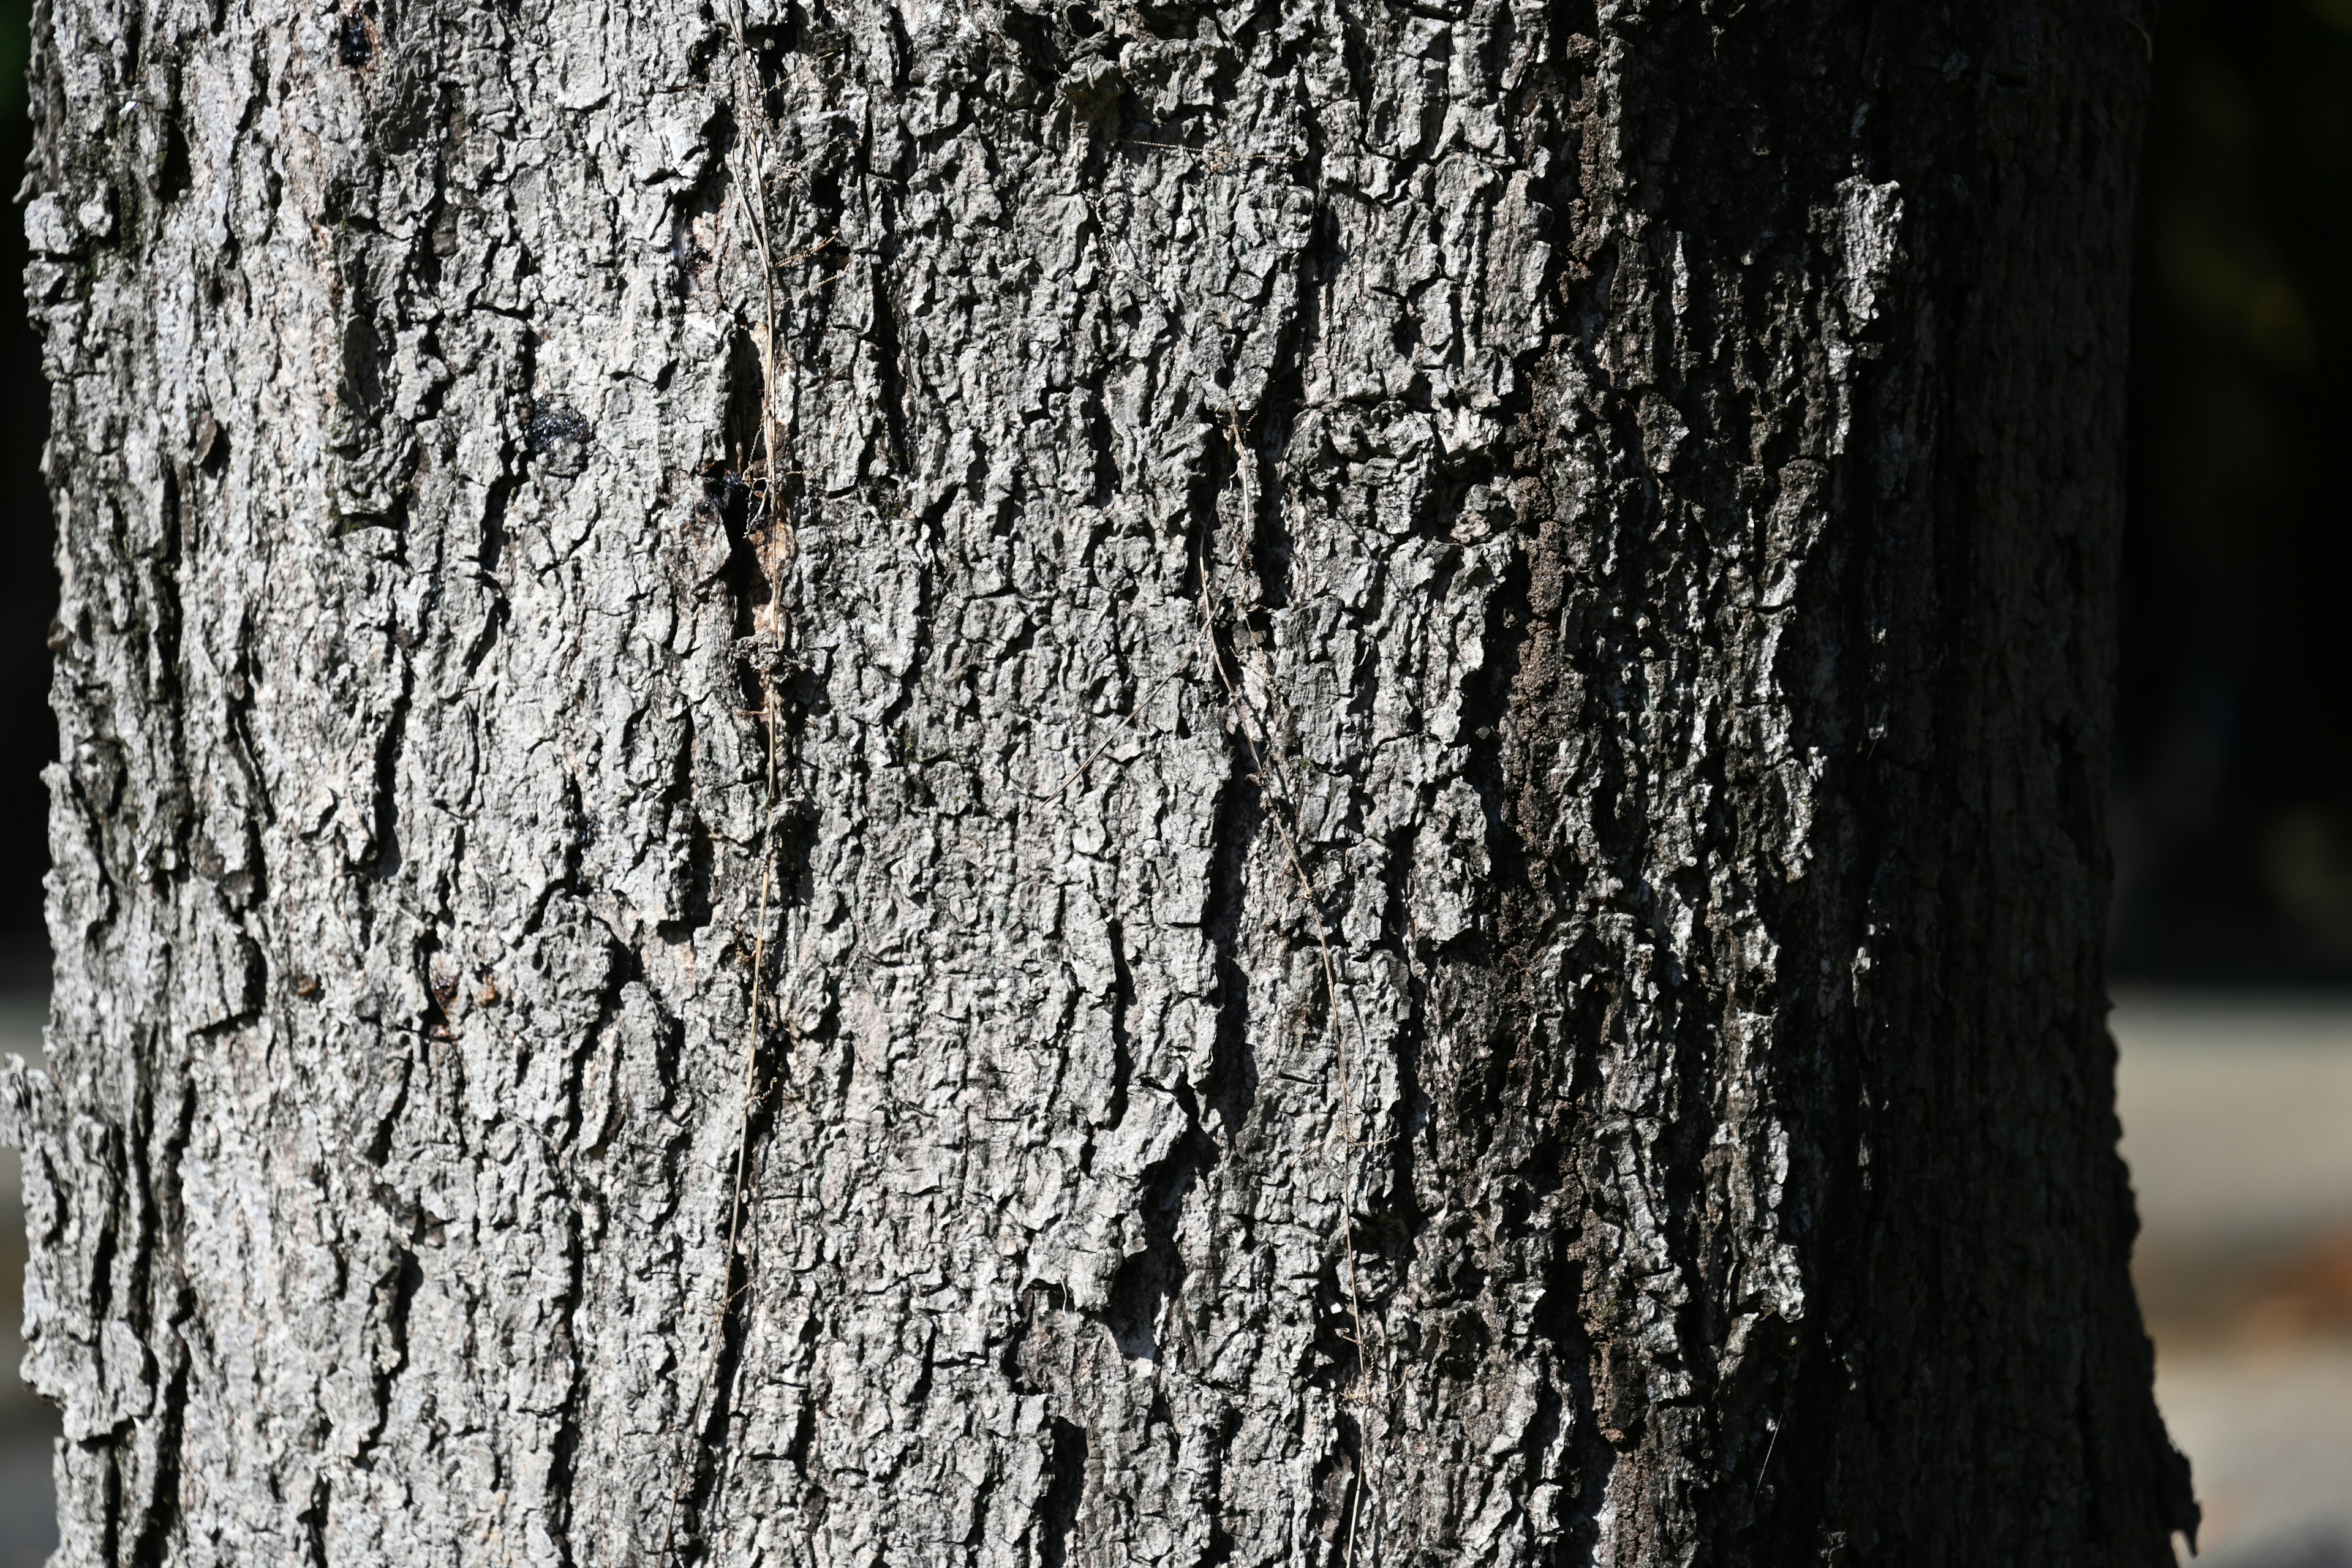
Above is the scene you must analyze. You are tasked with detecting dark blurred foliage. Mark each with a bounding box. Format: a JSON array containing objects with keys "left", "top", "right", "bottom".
[
  {"left": 2115, "top": 0, "right": 2352, "bottom": 981},
  {"left": 0, "top": 0, "right": 42, "bottom": 956},
  {"left": 0, "top": 2, "right": 2333, "bottom": 976}
]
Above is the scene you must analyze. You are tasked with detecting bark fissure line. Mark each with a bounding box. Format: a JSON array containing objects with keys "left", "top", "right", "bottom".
[
  {"left": 662, "top": 6, "right": 804, "bottom": 1559},
  {"left": 1201, "top": 394, "right": 1391, "bottom": 1562}
]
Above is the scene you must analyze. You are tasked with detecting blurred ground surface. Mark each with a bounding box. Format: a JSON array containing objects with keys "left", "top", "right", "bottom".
[
  {"left": 2117, "top": 989, "right": 2352, "bottom": 1568},
  {"left": 0, "top": 992, "right": 2336, "bottom": 1561}
]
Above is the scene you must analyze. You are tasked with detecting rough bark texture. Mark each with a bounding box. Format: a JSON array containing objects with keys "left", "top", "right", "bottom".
[{"left": 11, "top": 0, "right": 2195, "bottom": 1562}]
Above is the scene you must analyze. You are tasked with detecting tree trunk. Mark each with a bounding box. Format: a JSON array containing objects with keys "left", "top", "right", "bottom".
[{"left": 12, "top": 0, "right": 2196, "bottom": 1562}]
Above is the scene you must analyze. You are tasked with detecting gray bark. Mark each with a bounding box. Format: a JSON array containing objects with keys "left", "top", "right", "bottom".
[{"left": 13, "top": 0, "right": 2195, "bottom": 1563}]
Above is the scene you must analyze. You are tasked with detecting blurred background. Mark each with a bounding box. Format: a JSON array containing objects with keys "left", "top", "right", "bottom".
[
  {"left": 2116, "top": 4, "right": 2352, "bottom": 1562},
  {"left": 0, "top": 0, "right": 2346, "bottom": 1562}
]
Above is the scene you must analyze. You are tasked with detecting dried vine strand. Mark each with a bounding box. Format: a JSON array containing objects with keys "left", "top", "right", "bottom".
[
  {"left": 1075, "top": 166, "right": 1389, "bottom": 1539},
  {"left": 658, "top": 4, "right": 796, "bottom": 1562},
  {"left": 1200, "top": 404, "right": 1390, "bottom": 1567},
  {"left": 1072, "top": 152, "right": 1389, "bottom": 1559}
]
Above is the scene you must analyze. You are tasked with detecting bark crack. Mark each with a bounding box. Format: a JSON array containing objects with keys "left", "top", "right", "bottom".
[{"left": 662, "top": 5, "right": 815, "bottom": 1560}]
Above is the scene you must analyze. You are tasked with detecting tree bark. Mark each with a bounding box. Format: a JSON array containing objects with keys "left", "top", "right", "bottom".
[{"left": 13, "top": 0, "right": 2195, "bottom": 1562}]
